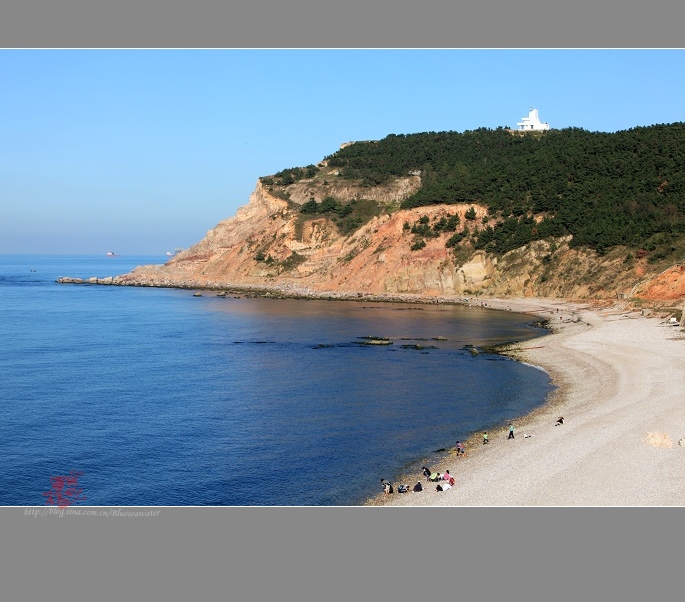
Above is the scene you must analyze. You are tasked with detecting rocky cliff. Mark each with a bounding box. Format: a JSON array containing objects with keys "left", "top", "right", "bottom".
[{"left": 114, "top": 166, "right": 685, "bottom": 307}]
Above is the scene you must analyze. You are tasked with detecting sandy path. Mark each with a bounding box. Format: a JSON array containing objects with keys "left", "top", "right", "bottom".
[{"left": 368, "top": 299, "right": 685, "bottom": 506}]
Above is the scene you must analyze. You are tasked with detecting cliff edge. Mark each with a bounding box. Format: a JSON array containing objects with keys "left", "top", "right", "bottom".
[{"left": 114, "top": 168, "right": 685, "bottom": 307}]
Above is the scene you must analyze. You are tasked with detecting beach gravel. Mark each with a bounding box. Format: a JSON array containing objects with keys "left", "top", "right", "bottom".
[{"left": 366, "top": 298, "right": 685, "bottom": 507}]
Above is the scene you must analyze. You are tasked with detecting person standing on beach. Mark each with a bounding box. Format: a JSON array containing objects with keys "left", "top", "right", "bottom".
[
  {"left": 508, "top": 423, "right": 515, "bottom": 439},
  {"left": 483, "top": 431, "right": 489, "bottom": 444}
]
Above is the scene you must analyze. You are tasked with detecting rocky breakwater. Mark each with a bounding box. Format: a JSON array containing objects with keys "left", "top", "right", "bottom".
[{"left": 57, "top": 276, "right": 114, "bottom": 285}]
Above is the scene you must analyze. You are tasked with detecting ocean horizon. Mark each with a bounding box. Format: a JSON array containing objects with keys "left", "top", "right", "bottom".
[{"left": 0, "top": 254, "right": 554, "bottom": 506}]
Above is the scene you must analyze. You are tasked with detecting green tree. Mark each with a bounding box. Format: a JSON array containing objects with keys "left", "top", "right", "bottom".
[
  {"left": 319, "top": 196, "right": 341, "bottom": 213},
  {"left": 300, "top": 199, "right": 319, "bottom": 214}
]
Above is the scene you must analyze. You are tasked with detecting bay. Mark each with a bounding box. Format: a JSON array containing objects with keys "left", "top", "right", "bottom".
[{"left": 0, "top": 254, "right": 553, "bottom": 506}]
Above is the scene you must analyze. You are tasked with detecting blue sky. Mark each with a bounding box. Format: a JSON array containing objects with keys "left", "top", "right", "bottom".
[{"left": 1, "top": 49, "right": 684, "bottom": 255}]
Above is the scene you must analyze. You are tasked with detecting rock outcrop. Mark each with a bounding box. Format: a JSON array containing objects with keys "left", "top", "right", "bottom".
[
  {"left": 114, "top": 180, "right": 499, "bottom": 297},
  {"left": 107, "top": 170, "right": 685, "bottom": 306}
]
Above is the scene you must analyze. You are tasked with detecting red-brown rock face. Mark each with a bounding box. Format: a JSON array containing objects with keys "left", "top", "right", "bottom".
[
  {"left": 116, "top": 179, "right": 499, "bottom": 296},
  {"left": 114, "top": 177, "right": 685, "bottom": 306}
]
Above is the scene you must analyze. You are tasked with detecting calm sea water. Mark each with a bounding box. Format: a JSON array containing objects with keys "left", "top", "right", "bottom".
[{"left": 0, "top": 254, "right": 553, "bottom": 506}]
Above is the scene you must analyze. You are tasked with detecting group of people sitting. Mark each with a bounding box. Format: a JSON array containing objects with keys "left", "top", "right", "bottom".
[
  {"left": 380, "top": 466, "right": 457, "bottom": 496},
  {"left": 422, "top": 466, "right": 456, "bottom": 490},
  {"left": 380, "top": 478, "right": 424, "bottom": 495}
]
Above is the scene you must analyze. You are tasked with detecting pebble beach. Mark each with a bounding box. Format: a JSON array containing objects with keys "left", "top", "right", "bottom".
[{"left": 367, "top": 297, "right": 685, "bottom": 506}]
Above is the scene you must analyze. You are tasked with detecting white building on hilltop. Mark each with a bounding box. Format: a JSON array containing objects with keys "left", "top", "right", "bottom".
[{"left": 516, "top": 107, "right": 550, "bottom": 131}]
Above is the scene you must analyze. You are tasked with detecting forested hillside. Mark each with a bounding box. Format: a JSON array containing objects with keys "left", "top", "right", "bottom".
[
  {"left": 118, "top": 123, "right": 685, "bottom": 303},
  {"left": 323, "top": 124, "right": 685, "bottom": 259}
]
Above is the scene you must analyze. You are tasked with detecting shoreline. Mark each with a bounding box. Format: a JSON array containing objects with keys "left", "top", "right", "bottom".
[
  {"left": 57, "top": 275, "right": 486, "bottom": 307},
  {"left": 57, "top": 273, "right": 685, "bottom": 505},
  {"left": 361, "top": 296, "right": 584, "bottom": 506},
  {"left": 365, "top": 297, "right": 685, "bottom": 506}
]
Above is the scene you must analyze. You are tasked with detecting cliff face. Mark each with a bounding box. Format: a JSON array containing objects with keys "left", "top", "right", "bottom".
[
  {"left": 116, "top": 179, "right": 496, "bottom": 295},
  {"left": 116, "top": 175, "right": 685, "bottom": 304}
]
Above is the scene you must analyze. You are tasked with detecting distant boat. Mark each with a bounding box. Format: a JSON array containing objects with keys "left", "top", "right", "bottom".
[
  {"left": 106, "top": 252, "right": 120, "bottom": 257},
  {"left": 166, "top": 251, "right": 173, "bottom": 257}
]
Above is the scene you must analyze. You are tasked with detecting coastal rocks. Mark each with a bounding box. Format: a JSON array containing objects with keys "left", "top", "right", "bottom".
[
  {"left": 117, "top": 195, "right": 492, "bottom": 298},
  {"left": 400, "top": 344, "right": 438, "bottom": 350},
  {"left": 355, "top": 336, "right": 392, "bottom": 346},
  {"left": 167, "top": 181, "right": 290, "bottom": 266},
  {"left": 57, "top": 276, "right": 114, "bottom": 285},
  {"left": 456, "top": 251, "right": 496, "bottom": 291},
  {"left": 636, "top": 264, "right": 685, "bottom": 301}
]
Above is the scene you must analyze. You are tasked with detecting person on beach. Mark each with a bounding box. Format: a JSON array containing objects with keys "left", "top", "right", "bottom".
[
  {"left": 483, "top": 431, "right": 489, "bottom": 444},
  {"left": 422, "top": 466, "right": 441, "bottom": 481},
  {"left": 381, "top": 479, "right": 393, "bottom": 496},
  {"left": 456, "top": 441, "right": 465, "bottom": 456},
  {"left": 508, "top": 423, "right": 515, "bottom": 439},
  {"left": 413, "top": 481, "right": 423, "bottom": 492},
  {"left": 443, "top": 471, "right": 456, "bottom": 486},
  {"left": 436, "top": 481, "right": 452, "bottom": 492},
  {"left": 555, "top": 416, "right": 564, "bottom": 426},
  {"left": 429, "top": 471, "right": 442, "bottom": 482}
]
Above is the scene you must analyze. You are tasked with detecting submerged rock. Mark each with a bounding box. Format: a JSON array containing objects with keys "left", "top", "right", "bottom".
[
  {"left": 354, "top": 337, "right": 393, "bottom": 346},
  {"left": 400, "top": 344, "right": 438, "bottom": 350}
]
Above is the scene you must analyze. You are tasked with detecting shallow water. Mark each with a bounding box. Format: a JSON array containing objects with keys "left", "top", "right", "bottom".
[{"left": 0, "top": 255, "right": 553, "bottom": 505}]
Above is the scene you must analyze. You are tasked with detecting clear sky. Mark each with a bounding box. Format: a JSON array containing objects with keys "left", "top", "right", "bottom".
[{"left": 1, "top": 49, "right": 684, "bottom": 255}]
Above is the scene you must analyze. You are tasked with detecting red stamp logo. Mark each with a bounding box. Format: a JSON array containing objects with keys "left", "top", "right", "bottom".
[{"left": 42, "top": 471, "right": 86, "bottom": 508}]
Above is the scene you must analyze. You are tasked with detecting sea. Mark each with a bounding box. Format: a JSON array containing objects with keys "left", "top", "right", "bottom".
[{"left": 0, "top": 254, "right": 554, "bottom": 506}]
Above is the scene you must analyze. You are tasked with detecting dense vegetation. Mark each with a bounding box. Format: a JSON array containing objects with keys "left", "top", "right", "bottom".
[
  {"left": 403, "top": 213, "right": 462, "bottom": 251},
  {"left": 261, "top": 164, "right": 319, "bottom": 186},
  {"left": 299, "top": 197, "right": 383, "bottom": 235},
  {"left": 323, "top": 124, "right": 685, "bottom": 255}
]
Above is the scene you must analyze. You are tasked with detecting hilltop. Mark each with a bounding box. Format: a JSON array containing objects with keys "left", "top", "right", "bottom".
[{"left": 115, "top": 124, "right": 685, "bottom": 313}]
